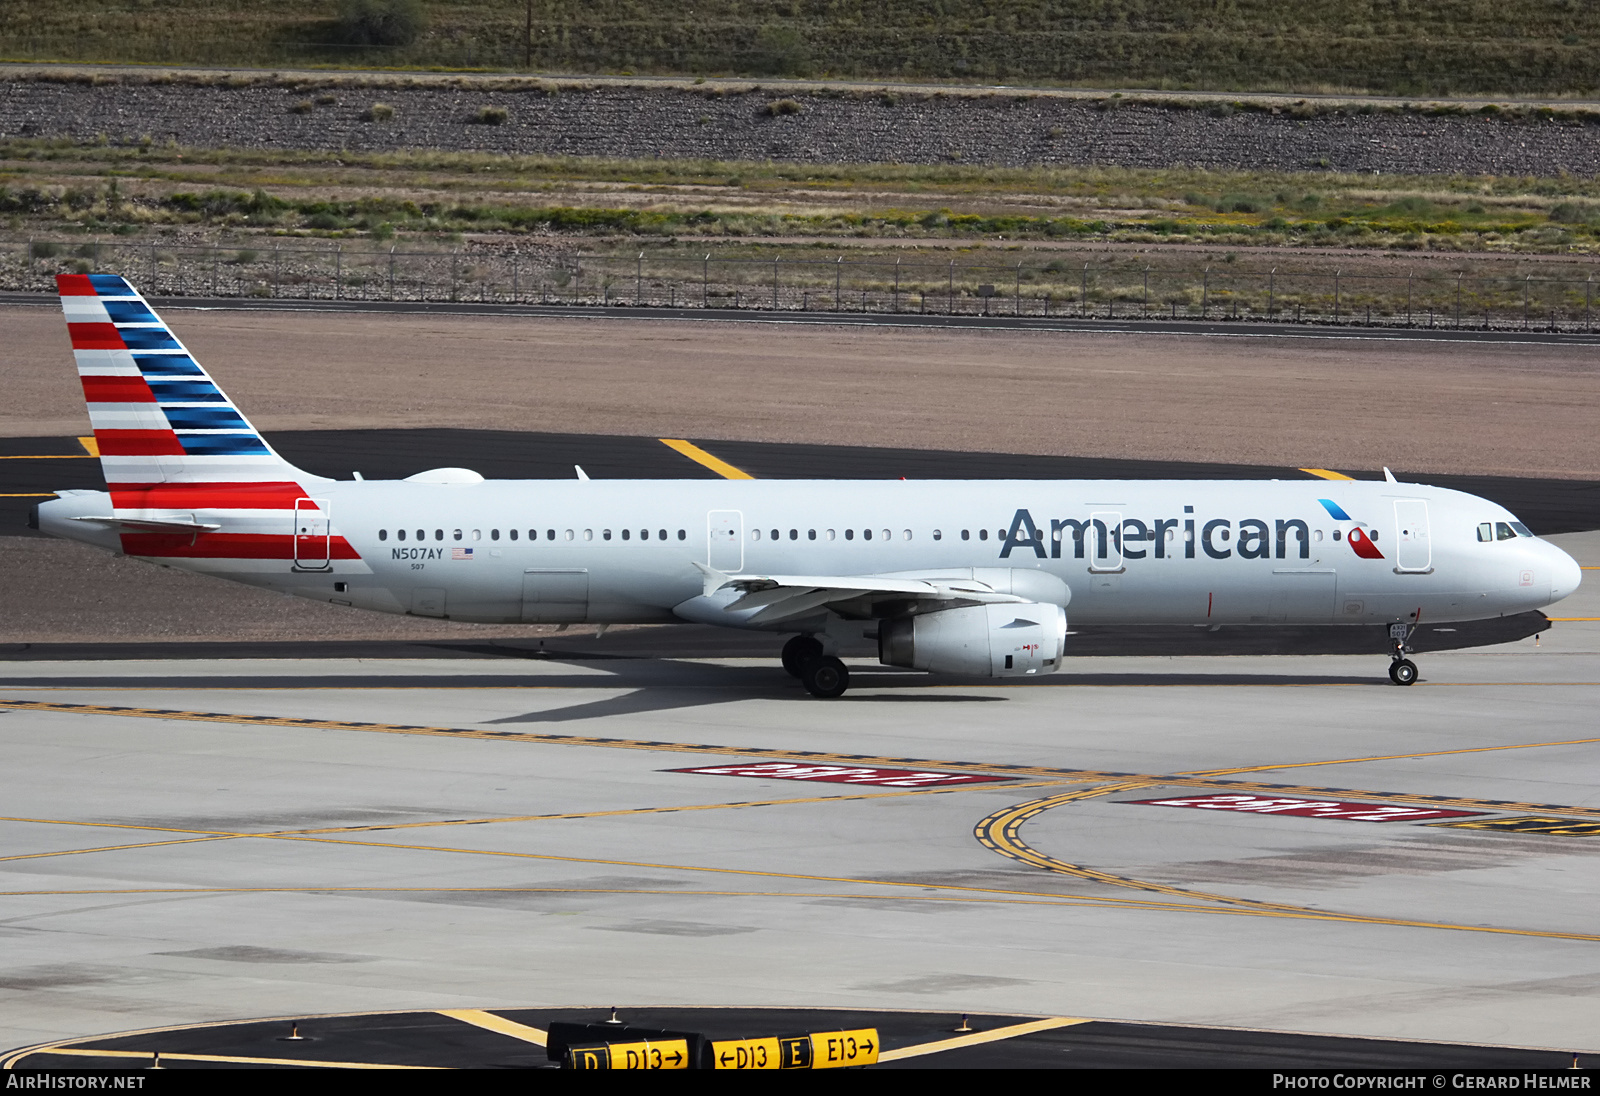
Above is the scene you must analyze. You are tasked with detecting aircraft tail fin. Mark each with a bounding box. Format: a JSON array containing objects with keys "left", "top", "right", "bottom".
[{"left": 56, "top": 273, "right": 317, "bottom": 486}]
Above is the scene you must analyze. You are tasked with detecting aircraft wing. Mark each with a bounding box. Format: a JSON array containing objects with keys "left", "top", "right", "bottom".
[{"left": 691, "top": 562, "right": 1027, "bottom": 626}]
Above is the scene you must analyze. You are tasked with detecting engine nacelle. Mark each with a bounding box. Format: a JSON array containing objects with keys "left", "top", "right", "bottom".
[{"left": 879, "top": 602, "right": 1068, "bottom": 677}]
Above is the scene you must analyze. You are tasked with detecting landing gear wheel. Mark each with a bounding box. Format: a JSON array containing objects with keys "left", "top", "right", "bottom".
[
  {"left": 801, "top": 656, "right": 850, "bottom": 698},
  {"left": 781, "top": 635, "right": 825, "bottom": 678},
  {"left": 1389, "top": 659, "right": 1418, "bottom": 686}
]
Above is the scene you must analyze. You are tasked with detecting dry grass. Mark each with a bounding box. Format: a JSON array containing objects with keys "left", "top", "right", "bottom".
[
  {"left": 4, "top": 139, "right": 1600, "bottom": 256},
  {"left": 4, "top": 1, "right": 1600, "bottom": 97}
]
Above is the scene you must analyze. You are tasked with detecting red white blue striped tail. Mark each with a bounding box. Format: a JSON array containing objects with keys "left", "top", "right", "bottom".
[
  {"left": 58, "top": 272, "right": 311, "bottom": 487},
  {"left": 57, "top": 274, "right": 357, "bottom": 570}
]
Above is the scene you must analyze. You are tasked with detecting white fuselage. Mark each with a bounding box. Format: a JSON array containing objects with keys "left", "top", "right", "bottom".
[{"left": 40, "top": 477, "right": 1582, "bottom": 632}]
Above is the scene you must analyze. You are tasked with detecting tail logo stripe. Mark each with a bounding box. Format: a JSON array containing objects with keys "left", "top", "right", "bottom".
[
  {"left": 133, "top": 354, "right": 205, "bottom": 376},
  {"left": 80, "top": 375, "right": 157, "bottom": 403},
  {"left": 67, "top": 323, "right": 125, "bottom": 350},
  {"left": 94, "top": 430, "right": 189, "bottom": 457}
]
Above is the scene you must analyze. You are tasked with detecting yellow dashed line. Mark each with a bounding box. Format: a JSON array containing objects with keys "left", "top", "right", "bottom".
[
  {"left": 1300, "top": 468, "right": 1355, "bottom": 480},
  {"left": 659, "top": 438, "right": 755, "bottom": 479},
  {"left": 878, "top": 1017, "right": 1092, "bottom": 1062}
]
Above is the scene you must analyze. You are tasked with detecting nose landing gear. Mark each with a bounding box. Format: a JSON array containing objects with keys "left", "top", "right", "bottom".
[{"left": 1388, "top": 622, "right": 1418, "bottom": 686}]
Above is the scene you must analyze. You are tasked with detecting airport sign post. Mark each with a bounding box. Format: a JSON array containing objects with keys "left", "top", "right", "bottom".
[
  {"left": 564, "top": 1038, "right": 690, "bottom": 1070},
  {"left": 711, "top": 1029, "right": 879, "bottom": 1069}
]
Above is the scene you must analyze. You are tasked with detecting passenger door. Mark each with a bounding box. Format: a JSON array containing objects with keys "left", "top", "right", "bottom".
[
  {"left": 1088, "top": 510, "right": 1124, "bottom": 573},
  {"left": 293, "top": 497, "right": 330, "bottom": 570},
  {"left": 1394, "top": 500, "right": 1432, "bottom": 573}
]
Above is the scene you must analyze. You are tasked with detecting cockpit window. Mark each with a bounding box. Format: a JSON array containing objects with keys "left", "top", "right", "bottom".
[
  {"left": 1495, "top": 522, "right": 1517, "bottom": 541},
  {"left": 1477, "top": 523, "right": 1493, "bottom": 543},
  {"left": 1509, "top": 522, "right": 1533, "bottom": 537}
]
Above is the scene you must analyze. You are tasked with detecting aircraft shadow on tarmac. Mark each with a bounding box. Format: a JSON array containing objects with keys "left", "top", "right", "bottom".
[
  {"left": 471, "top": 664, "right": 1385, "bottom": 725},
  {"left": 0, "top": 661, "right": 1387, "bottom": 727}
]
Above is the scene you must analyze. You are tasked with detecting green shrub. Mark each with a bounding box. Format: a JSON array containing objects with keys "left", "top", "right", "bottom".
[
  {"left": 763, "top": 98, "right": 804, "bottom": 117},
  {"left": 363, "top": 102, "right": 395, "bottom": 122},
  {"left": 471, "top": 105, "right": 509, "bottom": 125},
  {"left": 289, "top": 99, "right": 314, "bottom": 115},
  {"left": 29, "top": 241, "right": 59, "bottom": 259},
  {"left": 754, "top": 26, "right": 810, "bottom": 76},
  {"left": 337, "top": 0, "right": 425, "bottom": 48}
]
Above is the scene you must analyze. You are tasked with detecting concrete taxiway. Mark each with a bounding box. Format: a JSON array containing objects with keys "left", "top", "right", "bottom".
[{"left": 2, "top": 532, "right": 1597, "bottom": 1064}]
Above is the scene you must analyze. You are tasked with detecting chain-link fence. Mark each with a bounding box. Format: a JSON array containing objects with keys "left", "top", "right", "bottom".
[{"left": 11, "top": 239, "right": 1600, "bottom": 332}]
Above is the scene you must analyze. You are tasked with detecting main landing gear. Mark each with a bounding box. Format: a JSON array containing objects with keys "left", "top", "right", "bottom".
[
  {"left": 781, "top": 635, "right": 850, "bottom": 698},
  {"left": 1387, "top": 622, "right": 1418, "bottom": 686}
]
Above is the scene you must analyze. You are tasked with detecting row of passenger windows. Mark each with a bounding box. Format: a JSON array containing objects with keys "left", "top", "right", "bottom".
[
  {"left": 374, "top": 525, "right": 1400, "bottom": 546},
  {"left": 377, "top": 527, "right": 1013, "bottom": 543},
  {"left": 752, "top": 528, "right": 1008, "bottom": 541},
  {"left": 379, "top": 528, "right": 690, "bottom": 542}
]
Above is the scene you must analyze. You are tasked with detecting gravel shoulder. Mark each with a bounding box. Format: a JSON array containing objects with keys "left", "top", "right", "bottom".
[{"left": 5, "top": 78, "right": 1600, "bottom": 176}]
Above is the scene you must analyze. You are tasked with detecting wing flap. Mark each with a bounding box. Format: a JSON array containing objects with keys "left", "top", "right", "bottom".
[{"left": 688, "top": 562, "right": 1029, "bottom": 626}]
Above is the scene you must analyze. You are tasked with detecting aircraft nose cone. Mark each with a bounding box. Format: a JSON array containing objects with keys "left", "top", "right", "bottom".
[{"left": 1549, "top": 545, "right": 1582, "bottom": 604}]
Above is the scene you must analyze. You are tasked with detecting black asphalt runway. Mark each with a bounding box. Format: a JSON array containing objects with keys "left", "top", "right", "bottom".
[
  {"left": 8, "top": 290, "right": 1600, "bottom": 346},
  {"left": 5, "top": 1006, "right": 1581, "bottom": 1070}
]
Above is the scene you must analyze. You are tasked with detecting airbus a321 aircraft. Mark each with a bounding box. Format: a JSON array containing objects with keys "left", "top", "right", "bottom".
[{"left": 32, "top": 274, "right": 1582, "bottom": 696}]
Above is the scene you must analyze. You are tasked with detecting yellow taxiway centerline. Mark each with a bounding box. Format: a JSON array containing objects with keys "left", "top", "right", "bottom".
[
  {"left": 660, "top": 438, "right": 755, "bottom": 479},
  {"left": 1300, "top": 468, "right": 1355, "bottom": 480},
  {"left": 1181, "top": 734, "right": 1600, "bottom": 777},
  {"left": 877, "top": 1017, "right": 1093, "bottom": 1062},
  {"left": 16, "top": 1046, "right": 436, "bottom": 1068},
  {"left": 438, "top": 1009, "right": 548, "bottom": 1047}
]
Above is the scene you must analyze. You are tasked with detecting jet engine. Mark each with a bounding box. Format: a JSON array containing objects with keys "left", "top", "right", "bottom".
[{"left": 879, "top": 602, "right": 1068, "bottom": 677}]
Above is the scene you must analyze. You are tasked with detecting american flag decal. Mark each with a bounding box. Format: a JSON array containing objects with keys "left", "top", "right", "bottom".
[{"left": 452, "top": 547, "right": 474, "bottom": 560}]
